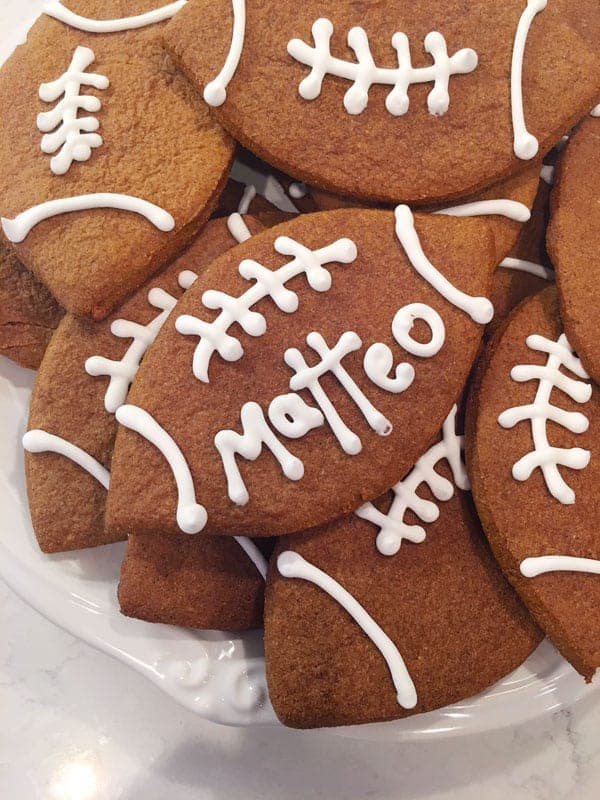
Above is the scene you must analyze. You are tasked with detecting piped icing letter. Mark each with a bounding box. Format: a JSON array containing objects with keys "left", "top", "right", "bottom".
[
  {"left": 277, "top": 551, "right": 418, "bottom": 709},
  {"left": 285, "top": 331, "right": 392, "bottom": 455},
  {"left": 37, "top": 46, "right": 109, "bottom": 175},
  {"left": 498, "top": 333, "right": 592, "bottom": 505},
  {"left": 214, "top": 401, "right": 307, "bottom": 506}
]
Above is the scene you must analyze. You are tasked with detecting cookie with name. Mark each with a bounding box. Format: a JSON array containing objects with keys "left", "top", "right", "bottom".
[
  {"left": 547, "top": 116, "right": 600, "bottom": 383},
  {"left": 164, "top": 0, "right": 600, "bottom": 205},
  {"left": 118, "top": 532, "right": 271, "bottom": 631},
  {"left": 467, "top": 286, "right": 600, "bottom": 681},
  {"left": 265, "top": 407, "right": 542, "bottom": 728},
  {"left": 106, "top": 208, "right": 498, "bottom": 540},
  {"left": 0, "top": 239, "right": 64, "bottom": 369},
  {"left": 0, "top": 0, "right": 234, "bottom": 320},
  {"left": 24, "top": 216, "right": 261, "bottom": 553}
]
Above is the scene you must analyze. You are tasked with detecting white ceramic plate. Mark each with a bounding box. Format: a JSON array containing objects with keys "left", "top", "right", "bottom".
[{"left": 0, "top": 356, "right": 597, "bottom": 738}]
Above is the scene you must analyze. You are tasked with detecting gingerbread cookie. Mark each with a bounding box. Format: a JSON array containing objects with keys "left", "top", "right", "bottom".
[
  {"left": 468, "top": 287, "right": 600, "bottom": 681},
  {"left": 265, "top": 406, "right": 541, "bottom": 728},
  {"left": 24, "top": 216, "right": 261, "bottom": 553},
  {"left": 0, "top": 0, "right": 234, "bottom": 320},
  {"left": 0, "top": 239, "right": 64, "bottom": 369},
  {"left": 119, "top": 532, "right": 271, "bottom": 631},
  {"left": 547, "top": 116, "right": 600, "bottom": 383},
  {"left": 106, "top": 208, "right": 498, "bottom": 539},
  {"left": 164, "top": 0, "right": 600, "bottom": 205}
]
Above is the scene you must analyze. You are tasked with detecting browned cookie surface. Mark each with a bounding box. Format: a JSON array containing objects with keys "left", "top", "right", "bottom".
[
  {"left": 0, "top": 0, "right": 233, "bottom": 320},
  {"left": 468, "top": 287, "right": 600, "bottom": 680},
  {"left": 0, "top": 240, "right": 64, "bottom": 369},
  {"left": 119, "top": 533, "right": 270, "bottom": 631},
  {"left": 547, "top": 116, "right": 600, "bottom": 383},
  {"left": 165, "top": 0, "right": 600, "bottom": 204}
]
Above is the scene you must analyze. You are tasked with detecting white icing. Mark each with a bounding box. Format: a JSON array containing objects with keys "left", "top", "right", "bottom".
[
  {"left": 234, "top": 537, "right": 268, "bottom": 580},
  {"left": 356, "top": 405, "right": 469, "bottom": 556},
  {"left": 1, "top": 194, "right": 175, "bottom": 243},
  {"left": 231, "top": 160, "right": 299, "bottom": 214},
  {"left": 178, "top": 270, "right": 198, "bottom": 290},
  {"left": 85, "top": 279, "right": 199, "bottom": 414},
  {"left": 288, "top": 182, "right": 308, "bottom": 199},
  {"left": 540, "top": 164, "right": 555, "bottom": 185},
  {"left": 391, "top": 303, "right": 446, "bottom": 358},
  {"left": 285, "top": 331, "right": 392, "bottom": 456},
  {"left": 176, "top": 235, "right": 357, "bottom": 382},
  {"left": 435, "top": 199, "right": 531, "bottom": 223},
  {"left": 203, "top": 0, "right": 246, "bottom": 107},
  {"left": 268, "top": 393, "right": 324, "bottom": 439},
  {"left": 499, "top": 257, "right": 553, "bottom": 281},
  {"left": 498, "top": 333, "right": 592, "bottom": 505},
  {"left": 115, "top": 405, "right": 207, "bottom": 534},
  {"left": 277, "top": 551, "right": 417, "bottom": 709},
  {"left": 288, "top": 18, "right": 477, "bottom": 117},
  {"left": 521, "top": 555, "right": 600, "bottom": 577},
  {"left": 37, "top": 46, "right": 109, "bottom": 176},
  {"left": 394, "top": 205, "right": 494, "bottom": 324},
  {"left": 511, "top": 0, "right": 547, "bottom": 159},
  {"left": 23, "top": 429, "right": 110, "bottom": 490},
  {"left": 592, "top": 105, "right": 600, "bottom": 117},
  {"left": 227, "top": 212, "right": 252, "bottom": 243},
  {"left": 363, "top": 302, "right": 442, "bottom": 398},
  {"left": 363, "top": 343, "right": 415, "bottom": 394},
  {"left": 214, "top": 401, "right": 306, "bottom": 506},
  {"left": 42, "top": 0, "right": 187, "bottom": 32}
]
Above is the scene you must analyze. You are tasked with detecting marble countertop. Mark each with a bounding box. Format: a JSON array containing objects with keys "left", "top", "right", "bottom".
[
  {"left": 1, "top": 2, "right": 599, "bottom": 798},
  {"left": 1, "top": 577, "right": 599, "bottom": 800}
]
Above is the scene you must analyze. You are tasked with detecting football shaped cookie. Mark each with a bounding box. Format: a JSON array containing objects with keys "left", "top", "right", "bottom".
[
  {"left": 106, "top": 208, "right": 498, "bottom": 539},
  {"left": 165, "top": 0, "right": 600, "bottom": 204},
  {"left": 468, "top": 287, "right": 600, "bottom": 681},
  {"left": 24, "top": 216, "right": 261, "bottom": 553},
  {"left": 0, "top": 0, "right": 234, "bottom": 319},
  {"left": 265, "top": 408, "right": 541, "bottom": 728},
  {"left": 547, "top": 115, "right": 600, "bottom": 383}
]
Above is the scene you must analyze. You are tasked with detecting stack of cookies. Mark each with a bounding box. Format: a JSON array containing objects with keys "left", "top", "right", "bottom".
[{"left": 1, "top": 0, "right": 599, "bottom": 729}]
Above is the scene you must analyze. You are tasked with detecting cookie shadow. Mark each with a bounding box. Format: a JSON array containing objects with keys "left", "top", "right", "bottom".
[{"left": 122, "top": 691, "right": 600, "bottom": 800}]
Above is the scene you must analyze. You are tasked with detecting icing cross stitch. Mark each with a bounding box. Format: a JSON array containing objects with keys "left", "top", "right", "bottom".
[
  {"left": 37, "top": 45, "right": 109, "bottom": 175},
  {"left": 288, "top": 18, "right": 478, "bottom": 116},
  {"left": 176, "top": 235, "right": 358, "bottom": 383},
  {"left": 498, "top": 333, "right": 592, "bottom": 504},
  {"left": 85, "top": 271, "right": 197, "bottom": 414},
  {"left": 356, "top": 405, "right": 469, "bottom": 556}
]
